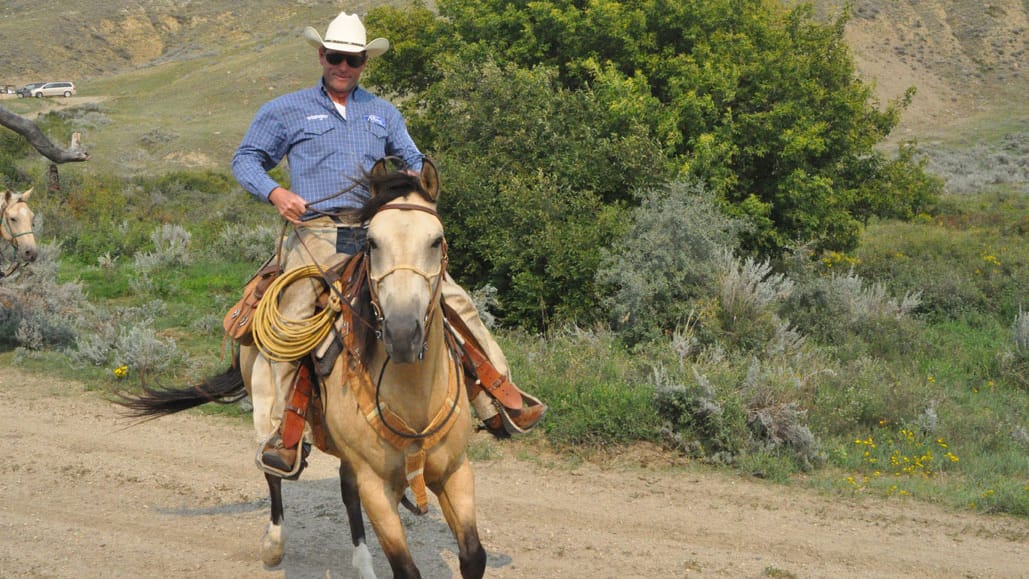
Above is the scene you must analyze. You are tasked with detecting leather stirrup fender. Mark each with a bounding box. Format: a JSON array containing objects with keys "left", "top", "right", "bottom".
[
  {"left": 282, "top": 361, "right": 315, "bottom": 449},
  {"left": 442, "top": 302, "right": 523, "bottom": 411}
]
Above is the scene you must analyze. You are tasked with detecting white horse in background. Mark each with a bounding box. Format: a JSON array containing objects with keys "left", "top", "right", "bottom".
[{"left": 1, "top": 188, "right": 39, "bottom": 276}]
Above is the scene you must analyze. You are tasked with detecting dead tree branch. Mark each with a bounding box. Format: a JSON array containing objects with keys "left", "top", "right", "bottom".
[{"left": 0, "top": 105, "right": 89, "bottom": 163}]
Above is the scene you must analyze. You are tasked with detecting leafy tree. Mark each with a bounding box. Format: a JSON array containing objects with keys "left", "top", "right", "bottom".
[
  {"left": 415, "top": 59, "right": 668, "bottom": 325},
  {"left": 366, "top": 0, "right": 940, "bottom": 327}
]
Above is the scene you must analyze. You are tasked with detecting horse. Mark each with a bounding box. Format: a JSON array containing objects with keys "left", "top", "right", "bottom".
[
  {"left": 118, "top": 159, "right": 485, "bottom": 579},
  {"left": 1, "top": 188, "right": 39, "bottom": 275}
]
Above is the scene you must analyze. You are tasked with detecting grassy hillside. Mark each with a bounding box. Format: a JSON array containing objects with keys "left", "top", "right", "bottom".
[{"left": 0, "top": 0, "right": 396, "bottom": 175}]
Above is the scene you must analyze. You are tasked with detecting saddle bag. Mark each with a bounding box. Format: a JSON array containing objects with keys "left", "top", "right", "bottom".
[{"left": 224, "top": 259, "right": 282, "bottom": 345}]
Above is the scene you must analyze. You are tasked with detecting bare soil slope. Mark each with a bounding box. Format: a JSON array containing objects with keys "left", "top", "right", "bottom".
[
  {"left": 815, "top": 0, "right": 1027, "bottom": 137},
  {"left": 1, "top": 368, "right": 1026, "bottom": 578}
]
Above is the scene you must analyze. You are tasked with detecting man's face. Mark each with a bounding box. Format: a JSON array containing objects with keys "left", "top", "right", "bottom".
[{"left": 320, "top": 48, "right": 367, "bottom": 98}]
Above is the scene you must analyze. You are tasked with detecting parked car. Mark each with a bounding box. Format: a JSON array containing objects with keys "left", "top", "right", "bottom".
[
  {"left": 16, "top": 82, "right": 45, "bottom": 98},
  {"left": 30, "top": 81, "right": 76, "bottom": 98}
]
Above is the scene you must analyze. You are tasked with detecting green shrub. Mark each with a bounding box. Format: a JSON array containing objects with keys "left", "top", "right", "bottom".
[
  {"left": 0, "top": 122, "right": 37, "bottom": 189},
  {"left": 501, "top": 326, "right": 661, "bottom": 447},
  {"left": 406, "top": 58, "right": 665, "bottom": 328},
  {"left": 809, "top": 357, "right": 929, "bottom": 435},
  {"left": 652, "top": 365, "right": 748, "bottom": 464},
  {"left": 0, "top": 243, "right": 84, "bottom": 351},
  {"left": 781, "top": 269, "right": 923, "bottom": 360},
  {"left": 597, "top": 181, "right": 746, "bottom": 344},
  {"left": 854, "top": 193, "right": 1029, "bottom": 322},
  {"left": 998, "top": 308, "right": 1029, "bottom": 390}
]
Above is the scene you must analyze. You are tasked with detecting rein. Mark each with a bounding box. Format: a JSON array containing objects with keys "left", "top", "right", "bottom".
[
  {"left": 372, "top": 331, "right": 463, "bottom": 442},
  {"left": 341, "top": 200, "right": 462, "bottom": 513},
  {"left": 364, "top": 201, "right": 457, "bottom": 441}
]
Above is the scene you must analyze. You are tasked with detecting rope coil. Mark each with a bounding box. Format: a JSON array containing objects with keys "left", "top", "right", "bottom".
[{"left": 252, "top": 265, "right": 339, "bottom": 362}]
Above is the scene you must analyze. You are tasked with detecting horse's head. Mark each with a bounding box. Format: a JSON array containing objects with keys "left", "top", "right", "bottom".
[
  {"left": 1, "top": 188, "right": 38, "bottom": 263},
  {"left": 361, "top": 158, "right": 445, "bottom": 363}
]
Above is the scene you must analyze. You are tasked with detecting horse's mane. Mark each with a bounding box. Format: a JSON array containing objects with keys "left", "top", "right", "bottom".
[{"left": 353, "top": 171, "right": 433, "bottom": 224}]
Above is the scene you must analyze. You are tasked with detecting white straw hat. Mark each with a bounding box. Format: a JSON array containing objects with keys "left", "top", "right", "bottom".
[{"left": 304, "top": 12, "right": 389, "bottom": 57}]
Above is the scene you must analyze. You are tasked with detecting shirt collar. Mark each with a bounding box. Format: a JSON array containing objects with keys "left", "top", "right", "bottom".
[{"left": 318, "top": 79, "right": 361, "bottom": 107}]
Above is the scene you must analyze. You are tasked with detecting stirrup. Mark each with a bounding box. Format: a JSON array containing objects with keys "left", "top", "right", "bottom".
[
  {"left": 493, "top": 391, "right": 547, "bottom": 436},
  {"left": 255, "top": 433, "right": 310, "bottom": 480}
]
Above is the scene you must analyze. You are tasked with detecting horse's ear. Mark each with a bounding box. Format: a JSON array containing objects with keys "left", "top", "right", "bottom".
[
  {"left": 371, "top": 159, "right": 389, "bottom": 178},
  {"left": 20, "top": 188, "right": 33, "bottom": 201},
  {"left": 368, "top": 159, "right": 390, "bottom": 198},
  {"left": 420, "top": 159, "right": 440, "bottom": 202}
]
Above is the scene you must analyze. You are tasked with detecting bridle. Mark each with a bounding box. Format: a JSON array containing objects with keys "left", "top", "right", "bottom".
[
  {"left": 1, "top": 199, "right": 34, "bottom": 245},
  {"left": 362, "top": 201, "right": 460, "bottom": 442},
  {"left": 364, "top": 202, "right": 449, "bottom": 346}
]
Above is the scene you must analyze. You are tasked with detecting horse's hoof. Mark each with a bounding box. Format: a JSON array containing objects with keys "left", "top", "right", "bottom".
[{"left": 260, "top": 522, "right": 285, "bottom": 567}]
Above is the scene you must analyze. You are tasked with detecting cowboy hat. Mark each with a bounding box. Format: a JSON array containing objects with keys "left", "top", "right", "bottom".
[{"left": 303, "top": 12, "right": 389, "bottom": 57}]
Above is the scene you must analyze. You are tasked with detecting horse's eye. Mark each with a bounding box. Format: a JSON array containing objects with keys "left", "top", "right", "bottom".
[
  {"left": 431, "top": 236, "right": 443, "bottom": 249},
  {"left": 367, "top": 238, "right": 378, "bottom": 251}
]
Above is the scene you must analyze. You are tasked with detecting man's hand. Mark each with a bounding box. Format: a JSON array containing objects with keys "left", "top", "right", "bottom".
[{"left": 268, "top": 187, "right": 307, "bottom": 224}]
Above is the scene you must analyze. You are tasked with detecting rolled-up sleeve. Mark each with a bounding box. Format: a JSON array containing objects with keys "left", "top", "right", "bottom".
[
  {"left": 385, "top": 107, "right": 423, "bottom": 172},
  {"left": 232, "top": 104, "right": 289, "bottom": 203}
]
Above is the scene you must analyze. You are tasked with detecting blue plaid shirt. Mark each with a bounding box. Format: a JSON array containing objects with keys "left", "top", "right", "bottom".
[{"left": 232, "top": 81, "right": 423, "bottom": 214}]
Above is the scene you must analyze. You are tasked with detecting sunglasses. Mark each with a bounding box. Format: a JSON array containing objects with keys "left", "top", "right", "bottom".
[{"left": 324, "top": 51, "right": 367, "bottom": 67}]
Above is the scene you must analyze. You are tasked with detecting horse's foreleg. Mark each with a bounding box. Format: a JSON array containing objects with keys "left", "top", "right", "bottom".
[
  {"left": 432, "top": 460, "right": 486, "bottom": 579},
  {"left": 260, "top": 473, "right": 286, "bottom": 567},
  {"left": 358, "top": 476, "right": 421, "bottom": 579},
  {"left": 339, "top": 460, "right": 376, "bottom": 578}
]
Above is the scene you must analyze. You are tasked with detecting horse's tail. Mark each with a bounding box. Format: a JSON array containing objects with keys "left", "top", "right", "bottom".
[{"left": 116, "top": 365, "right": 247, "bottom": 421}]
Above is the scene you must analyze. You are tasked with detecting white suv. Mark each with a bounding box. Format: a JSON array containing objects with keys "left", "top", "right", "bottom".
[{"left": 31, "top": 82, "right": 76, "bottom": 98}]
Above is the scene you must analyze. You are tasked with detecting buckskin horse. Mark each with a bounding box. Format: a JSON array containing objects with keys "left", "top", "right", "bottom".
[
  {"left": 119, "top": 159, "right": 484, "bottom": 578},
  {"left": 1, "top": 188, "right": 39, "bottom": 276}
]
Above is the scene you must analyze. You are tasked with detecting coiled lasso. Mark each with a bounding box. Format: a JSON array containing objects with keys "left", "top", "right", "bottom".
[{"left": 252, "top": 265, "right": 342, "bottom": 362}]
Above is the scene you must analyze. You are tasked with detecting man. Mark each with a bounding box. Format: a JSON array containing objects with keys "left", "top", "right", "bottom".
[{"left": 232, "top": 12, "right": 546, "bottom": 475}]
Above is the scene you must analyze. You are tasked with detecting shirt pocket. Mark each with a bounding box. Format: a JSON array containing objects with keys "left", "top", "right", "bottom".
[
  {"left": 302, "top": 121, "right": 334, "bottom": 140},
  {"left": 366, "top": 119, "right": 388, "bottom": 141}
]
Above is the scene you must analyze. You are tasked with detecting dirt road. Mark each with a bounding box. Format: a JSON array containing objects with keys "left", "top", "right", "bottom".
[{"left": 1, "top": 367, "right": 1026, "bottom": 578}]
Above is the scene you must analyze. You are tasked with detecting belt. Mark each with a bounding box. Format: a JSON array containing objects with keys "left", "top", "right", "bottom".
[{"left": 300, "top": 214, "right": 364, "bottom": 228}]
